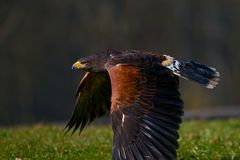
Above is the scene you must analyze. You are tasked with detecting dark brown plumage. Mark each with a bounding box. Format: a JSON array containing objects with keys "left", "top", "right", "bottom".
[{"left": 66, "top": 49, "right": 220, "bottom": 160}]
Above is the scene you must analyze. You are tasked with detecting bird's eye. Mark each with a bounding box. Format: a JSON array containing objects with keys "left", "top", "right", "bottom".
[{"left": 80, "top": 59, "right": 87, "bottom": 64}]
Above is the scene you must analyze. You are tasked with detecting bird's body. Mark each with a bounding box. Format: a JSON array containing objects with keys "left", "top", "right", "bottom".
[{"left": 66, "top": 49, "right": 220, "bottom": 160}]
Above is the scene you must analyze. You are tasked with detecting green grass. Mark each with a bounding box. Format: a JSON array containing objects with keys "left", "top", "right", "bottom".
[{"left": 0, "top": 119, "right": 240, "bottom": 160}]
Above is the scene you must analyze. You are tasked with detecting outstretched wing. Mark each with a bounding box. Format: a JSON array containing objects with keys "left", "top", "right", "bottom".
[
  {"left": 106, "top": 57, "right": 183, "bottom": 160},
  {"left": 65, "top": 72, "right": 111, "bottom": 134}
]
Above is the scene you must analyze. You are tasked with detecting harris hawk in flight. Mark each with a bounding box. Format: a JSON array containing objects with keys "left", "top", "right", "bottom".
[{"left": 66, "top": 49, "right": 220, "bottom": 160}]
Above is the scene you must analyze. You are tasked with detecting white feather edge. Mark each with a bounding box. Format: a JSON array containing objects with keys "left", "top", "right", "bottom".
[{"left": 161, "top": 55, "right": 220, "bottom": 89}]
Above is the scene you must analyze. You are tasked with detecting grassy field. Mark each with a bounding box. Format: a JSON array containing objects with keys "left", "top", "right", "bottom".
[{"left": 0, "top": 119, "right": 240, "bottom": 160}]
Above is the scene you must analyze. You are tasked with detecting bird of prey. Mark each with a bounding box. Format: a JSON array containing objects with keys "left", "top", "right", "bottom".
[{"left": 66, "top": 49, "right": 220, "bottom": 160}]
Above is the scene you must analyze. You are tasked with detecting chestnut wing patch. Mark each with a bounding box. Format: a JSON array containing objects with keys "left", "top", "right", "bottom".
[
  {"left": 106, "top": 64, "right": 183, "bottom": 160},
  {"left": 65, "top": 72, "right": 111, "bottom": 134},
  {"left": 107, "top": 65, "right": 144, "bottom": 112}
]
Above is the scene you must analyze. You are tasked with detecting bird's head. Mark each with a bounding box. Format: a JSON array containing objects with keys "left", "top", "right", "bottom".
[{"left": 72, "top": 50, "right": 113, "bottom": 72}]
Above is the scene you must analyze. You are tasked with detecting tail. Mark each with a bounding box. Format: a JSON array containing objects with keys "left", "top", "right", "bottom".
[{"left": 162, "top": 55, "right": 220, "bottom": 89}]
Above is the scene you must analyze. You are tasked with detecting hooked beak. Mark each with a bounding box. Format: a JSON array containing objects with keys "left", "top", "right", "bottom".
[{"left": 72, "top": 61, "right": 86, "bottom": 70}]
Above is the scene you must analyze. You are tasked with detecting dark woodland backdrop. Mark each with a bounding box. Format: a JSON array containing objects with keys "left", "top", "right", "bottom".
[{"left": 0, "top": 0, "right": 240, "bottom": 125}]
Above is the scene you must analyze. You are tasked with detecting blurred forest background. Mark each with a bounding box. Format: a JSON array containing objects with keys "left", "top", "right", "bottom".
[{"left": 0, "top": 0, "right": 239, "bottom": 125}]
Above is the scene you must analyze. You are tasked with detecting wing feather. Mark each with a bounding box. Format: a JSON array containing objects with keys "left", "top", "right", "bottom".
[
  {"left": 65, "top": 72, "right": 111, "bottom": 134},
  {"left": 106, "top": 56, "right": 183, "bottom": 160}
]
